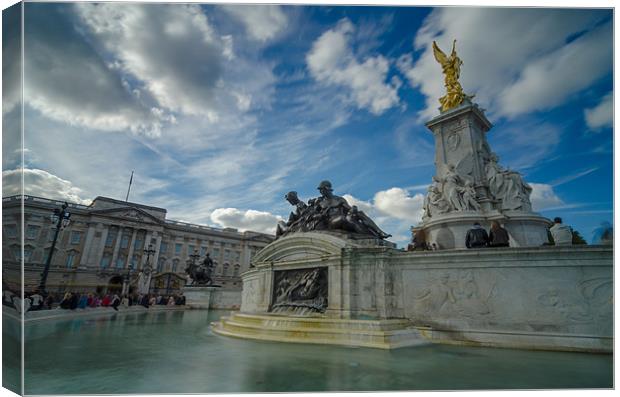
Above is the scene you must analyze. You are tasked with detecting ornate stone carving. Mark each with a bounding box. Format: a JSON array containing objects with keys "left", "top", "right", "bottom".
[
  {"left": 413, "top": 270, "right": 494, "bottom": 318},
  {"left": 123, "top": 209, "right": 144, "bottom": 220},
  {"left": 447, "top": 132, "right": 460, "bottom": 151},
  {"left": 271, "top": 267, "right": 328, "bottom": 313},
  {"left": 485, "top": 153, "right": 532, "bottom": 211}
]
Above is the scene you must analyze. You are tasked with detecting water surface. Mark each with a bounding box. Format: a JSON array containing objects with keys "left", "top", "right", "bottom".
[{"left": 16, "top": 310, "right": 612, "bottom": 394}]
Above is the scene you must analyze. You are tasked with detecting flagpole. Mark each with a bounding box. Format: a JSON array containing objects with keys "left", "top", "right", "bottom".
[{"left": 125, "top": 170, "right": 134, "bottom": 202}]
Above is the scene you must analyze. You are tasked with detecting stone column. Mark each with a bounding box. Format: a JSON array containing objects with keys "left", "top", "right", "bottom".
[
  {"left": 151, "top": 233, "right": 163, "bottom": 272},
  {"left": 110, "top": 226, "right": 123, "bottom": 268},
  {"left": 125, "top": 229, "right": 138, "bottom": 269},
  {"left": 93, "top": 226, "right": 109, "bottom": 268},
  {"left": 79, "top": 223, "right": 96, "bottom": 267}
]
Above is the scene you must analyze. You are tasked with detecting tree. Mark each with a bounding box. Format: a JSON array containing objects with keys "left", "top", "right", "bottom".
[{"left": 572, "top": 230, "right": 587, "bottom": 245}]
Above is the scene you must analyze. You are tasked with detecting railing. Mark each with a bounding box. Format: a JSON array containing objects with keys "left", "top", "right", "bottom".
[
  {"left": 3, "top": 195, "right": 90, "bottom": 210},
  {"left": 164, "top": 219, "right": 233, "bottom": 232}
]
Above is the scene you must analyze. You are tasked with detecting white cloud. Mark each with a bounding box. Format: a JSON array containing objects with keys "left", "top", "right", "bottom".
[
  {"left": 530, "top": 183, "right": 564, "bottom": 211},
  {"left": 75, "top": 4, "right": 230, "bottom": 118},
  {"left": 306, "top": 18, "right": 400, "bottom": 115},
  {"left": 2, "top": 168, "right": 91, "bottom": 205},
  {"left": 220, "top": 5, "right": 287, "bottom": 43},
  {"left": 23, "top": 5, "right": 161, "bottom": 134},
  {"left": 210, "top": 208, "right": 283, "bottom": 234},
  {"left": 2, "top": 5, "right": 21, "bottom": 115},
  {"left": 373, "top": 188, "right": 425, "bottom": 223},
  {"left": 344, "top": 187, "right": 425, "bottom": 247},
  {"left": 401, "top": 8, "right": 612, "bottom": 119},
  {"left": 584, "top": 92, "right": 613, "bottom": 130},
  {"left": 342, "top": 194, "right": 374, "bottom": 214}
]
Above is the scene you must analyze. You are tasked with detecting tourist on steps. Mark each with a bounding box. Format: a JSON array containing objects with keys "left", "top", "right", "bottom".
[
  {"left": 465, "top": 222, "right": 489, "bottom": 248},
  {"left": 489, "top": 221, "right": 510, "bottom": 247}
]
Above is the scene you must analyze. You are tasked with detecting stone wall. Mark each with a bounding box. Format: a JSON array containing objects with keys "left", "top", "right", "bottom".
[
  {"left": 241, "top": 232, "right": 612, "bottom": 352},
  {"left": 352, "top": 245, "right": 613, "bottom": 352}
]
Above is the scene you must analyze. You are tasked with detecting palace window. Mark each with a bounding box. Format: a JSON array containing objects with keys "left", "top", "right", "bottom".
[
  {"left": 26, "top": 225, "right": 40, "bottom": 240},
  {"left": 200, "top": 246, "right": 207, "bottom": 256},
  {"left": 212, "top": 248, "right": 220, "bottom": 258},
  {"left": 104, "top": 231, "right": 115, "bottom": 247},
  {"left": 160, "top": 242, "right": 168, "bottom": 253},
  {"left": 65, "top": 251, "right": 76, "bottom": 268},
  {"left": 134, "top": 237, "right": 143, "bottom": 250},
  {"left": 100, "top": 255, "right": 111, "bottom": 268},
  {"left": 175, "top": 243, "right": 182, "bottom": 255},
  {"left": 116, "top": 257, "right": 125, "bottom": 269},
  {"left": 157, "top": 258, "right": 166, "bottom": 273},
  {"left": 188, "top": 245, "right": 195, "bottom": 255},
  {"left": 130, "top": 255, "right": 139, "bottom": 269},
  {"left": 120, "top": 235, "right": 130, "bottom": 249},
  {"left": 71, "top": 231, "right": 82, "bottom": 245},
  {"left": 3, "top": 225, "right": 17, "bottom": 238},
  {"left": 172, "top": 259, "right": 179, "bottom": 273},
  {"left": 23, "top": 247, "right": 33, "bottom": 262}
]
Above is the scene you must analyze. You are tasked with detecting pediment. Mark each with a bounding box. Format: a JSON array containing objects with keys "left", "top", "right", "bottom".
[
  {"left": 252, "top": 232, "right": 360, "bottom": 264},
  {"left": 90, "top": 206, "right": 163, "bottom": 224}
]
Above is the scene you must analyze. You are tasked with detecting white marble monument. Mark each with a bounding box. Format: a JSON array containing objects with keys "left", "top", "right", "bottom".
[{"left": 414, "top": 40, "right": 551, "bottom": 249}]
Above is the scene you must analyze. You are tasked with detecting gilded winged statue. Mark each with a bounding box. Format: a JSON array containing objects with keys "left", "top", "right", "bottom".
[{"left": 432, "top": 40, "right": 471, "bottom": 112}]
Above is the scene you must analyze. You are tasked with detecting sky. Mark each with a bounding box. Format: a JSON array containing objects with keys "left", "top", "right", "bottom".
[{"left": 1, "top": 2, "right": 614, "bottom": 247}]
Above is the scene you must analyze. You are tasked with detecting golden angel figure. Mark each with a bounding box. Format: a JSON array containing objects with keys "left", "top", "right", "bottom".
[{"left": 432, "top": 40, "right": 471, "bottom": 112}]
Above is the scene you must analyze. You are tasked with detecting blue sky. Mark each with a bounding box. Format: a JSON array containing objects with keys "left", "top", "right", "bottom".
[{"left": 2, "top": 2, "right": 613, "bottom": 246}]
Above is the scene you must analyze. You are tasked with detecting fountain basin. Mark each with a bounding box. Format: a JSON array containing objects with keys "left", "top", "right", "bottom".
[{"left": 211, "top": 312, "right": 431, "bottom": 349}]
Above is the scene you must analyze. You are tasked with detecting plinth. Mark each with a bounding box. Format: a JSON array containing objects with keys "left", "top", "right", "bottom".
[{"left": 183, "top": 285, "right": 221, "bottom": 309}]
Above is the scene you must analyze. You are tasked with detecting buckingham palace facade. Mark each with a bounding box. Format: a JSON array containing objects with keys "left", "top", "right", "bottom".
[{"left": 2, "top": 195, "right": 274, "bottom": 296}]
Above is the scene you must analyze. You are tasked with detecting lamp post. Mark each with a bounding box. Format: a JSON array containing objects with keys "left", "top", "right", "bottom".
[
  {"left": 143, "top": 244, "right": 156, "bottom": 270},
  {"left": 121, "top": 267, "right": 131, "bottom": 296},
  {"left": 39, "top": 202, "right": 71, "bottom": 294},
  {"left": 188, "top": 250, "right": 200, "bottom": 267}
]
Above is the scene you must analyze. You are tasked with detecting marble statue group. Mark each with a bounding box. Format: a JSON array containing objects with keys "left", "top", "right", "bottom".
[{"left": 423, "top": 152, "right": 533, "bottom": 219}]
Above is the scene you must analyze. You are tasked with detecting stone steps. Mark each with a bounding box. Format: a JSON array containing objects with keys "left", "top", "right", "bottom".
[{"left": 211, "top": 312, "right": 431, "bottom": 349}]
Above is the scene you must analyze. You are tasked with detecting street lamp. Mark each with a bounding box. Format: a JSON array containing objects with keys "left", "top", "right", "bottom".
[
  {"left": 39, "top": 202, "right": 71, "bottom": 294},
  {"left": 188, "top": 249, "right": 200, "bottom": 267},
  {"left": 143, "top": 244, "right": 156, "bottom": 270}
]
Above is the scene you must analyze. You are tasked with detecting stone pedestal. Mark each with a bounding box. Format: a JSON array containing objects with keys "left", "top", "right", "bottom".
[
  {"left": 182, "top": 286, "right": 220, "bottom": 309},
  {"left": 418, "top": 100, "right": 551, "bottom": 248}
]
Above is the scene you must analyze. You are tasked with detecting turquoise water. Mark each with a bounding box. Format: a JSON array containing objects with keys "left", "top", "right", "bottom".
[{"left": 7, "top": 310, "right": 613, "bottom": 394}]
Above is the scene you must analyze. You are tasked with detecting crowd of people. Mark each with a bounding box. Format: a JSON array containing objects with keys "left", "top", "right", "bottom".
[{"left": 2, "top": 287, "right": 186, "bottom": 314}]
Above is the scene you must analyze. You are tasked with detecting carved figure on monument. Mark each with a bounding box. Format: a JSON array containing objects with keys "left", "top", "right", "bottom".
[
  {"left": 458, "top": 180, "right": 481, "bottom": 211},
  {"left": 443, "top": 164, "right": 468, "bottom": 211},
  {"left": 185, "top": 253, "right": 214, "bottom": 286},
  {"left": 276, "top": 191, "right": 308, "bottom": 237},
  {"left": 276, "top": 180, "right": 391, "bottom": 239},
  {"left": 271, "top": 267, "right": 328, "bottom": 313},
  {"left": 423, "top": 177, "right": 450, "bottom": 218},
  {"left": 432, "top": 40, "right": 472, "bottom": 112},
  {"left": 485, "top": 153, "right": 532, "bottom": 211}
]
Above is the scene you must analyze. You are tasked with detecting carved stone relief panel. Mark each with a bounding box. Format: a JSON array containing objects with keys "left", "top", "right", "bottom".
[{"left": 270, "top": 267, "right": 328, "bottom": 313}]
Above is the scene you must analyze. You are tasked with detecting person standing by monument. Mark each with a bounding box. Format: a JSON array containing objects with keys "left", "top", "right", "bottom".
[
  {"left": 465, "top": 222, "right": 489, "bottom": 248},
  {"left": 550, "top": 217, "right": 573, "bottom": 246},
  {"left": 488, "top": 221, "right": 510, "bottom": 247}
]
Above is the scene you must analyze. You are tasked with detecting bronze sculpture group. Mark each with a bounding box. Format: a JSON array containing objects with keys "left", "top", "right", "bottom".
[
  {"left": 276, "top": 180, "right": 391, "bottom": 239},
  {"left": 185, "top": 253, "right": 215, "bottom": 286}
]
